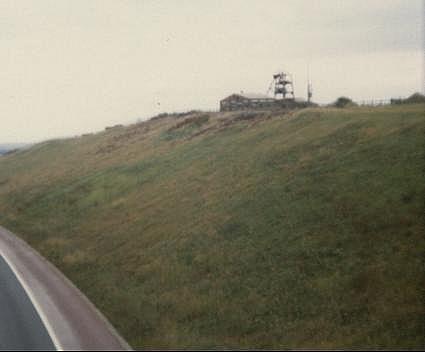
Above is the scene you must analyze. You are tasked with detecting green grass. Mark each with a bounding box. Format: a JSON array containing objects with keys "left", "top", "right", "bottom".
[{"left": 0, "top": 104, "right": 424, "bottom": 349}]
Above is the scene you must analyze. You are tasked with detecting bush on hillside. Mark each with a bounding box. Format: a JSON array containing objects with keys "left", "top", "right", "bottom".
[
  {"left": 333, "top": 96, "right": 357, "bottom": 108},
  {"left": 391, "top": 92, "right": 425, "bottom": 105}
]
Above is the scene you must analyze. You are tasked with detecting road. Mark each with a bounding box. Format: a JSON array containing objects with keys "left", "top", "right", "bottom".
[
  {"left": 0, "top": 226, "right": 131, "bottom": 350},
  {"left": 0, "top": 256, "right": 55, "bottom": 350}
]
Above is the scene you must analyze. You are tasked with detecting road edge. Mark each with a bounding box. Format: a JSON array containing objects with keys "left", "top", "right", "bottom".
[{"left": 0, "top": 225, "right": 132, "bottom": 350}]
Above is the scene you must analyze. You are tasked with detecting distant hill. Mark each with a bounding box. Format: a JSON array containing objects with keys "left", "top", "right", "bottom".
[
  {"left": 0, "top": 104, "right": 424, "bottom": 349},
  {"left": 0, "top": 143, "right": 28, "bottom": 155}
]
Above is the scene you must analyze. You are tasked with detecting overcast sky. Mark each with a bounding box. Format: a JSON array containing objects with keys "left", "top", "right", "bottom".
[{"left": 0, "top": 0, "right": 423, "bottom": 143}]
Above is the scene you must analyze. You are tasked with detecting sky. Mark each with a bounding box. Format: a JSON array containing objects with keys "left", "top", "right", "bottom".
[{"left": 0, "top": 0, "right": 423, "bottom": 143}]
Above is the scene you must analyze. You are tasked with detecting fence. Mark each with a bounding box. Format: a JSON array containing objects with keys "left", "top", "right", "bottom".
[{"left": 354, "top": 98, "right": 392, "bottom": 106}]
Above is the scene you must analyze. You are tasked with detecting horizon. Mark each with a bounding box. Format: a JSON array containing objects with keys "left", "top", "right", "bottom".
[
  {"left": 3, "top": 91, "right": 424, "bottom": 146},
  {"left": 1, "top": 0, "right": 423, "bottom": 143}
]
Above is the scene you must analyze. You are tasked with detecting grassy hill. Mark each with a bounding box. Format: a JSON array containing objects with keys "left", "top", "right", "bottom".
[{"left": 0, "top": 104, "right": 424, "bottom": 349}]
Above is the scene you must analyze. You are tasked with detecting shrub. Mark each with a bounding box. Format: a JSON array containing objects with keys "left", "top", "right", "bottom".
[{"left": 333, "top": 96, "right": 357, "bottom": 108}]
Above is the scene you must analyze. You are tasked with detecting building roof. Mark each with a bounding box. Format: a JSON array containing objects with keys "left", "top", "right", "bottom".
[
  {"left": 238, "top": 93, "right": 274, "bottom": 99},
  {"left": 221, "top": 93, "right": 274, "bottom": 101}
]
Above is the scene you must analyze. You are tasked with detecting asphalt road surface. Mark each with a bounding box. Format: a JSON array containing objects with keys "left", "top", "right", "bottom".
[
  {"left": 0, "top": 255, "right": 55, "bottom": 350},
  {"left": 0, "top": 225, "right": 130, "bottom": 350}
]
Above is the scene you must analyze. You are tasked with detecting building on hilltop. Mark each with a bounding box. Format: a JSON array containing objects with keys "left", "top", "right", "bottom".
[
  {"left": 220, "top": 71, "right": 313, "bottom": 112},
  {"left": 220, "top": 93, "right": 274, "bottom": 112},
  {"left": 220, "top": 92, "right": 305, "bottom": 112}
]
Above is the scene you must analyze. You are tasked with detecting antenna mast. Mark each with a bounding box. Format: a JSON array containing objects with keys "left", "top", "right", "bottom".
[
  {"left": 307, "top": 80, "right": 312, "bottom": 103},
  {"left": 307, "top": 65, "right": 312, "bottom": 103}
]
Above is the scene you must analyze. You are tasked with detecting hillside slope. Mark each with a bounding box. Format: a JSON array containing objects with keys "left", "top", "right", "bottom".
[{"left": 0, "top": 105, "right": 424, "bottom": 349}]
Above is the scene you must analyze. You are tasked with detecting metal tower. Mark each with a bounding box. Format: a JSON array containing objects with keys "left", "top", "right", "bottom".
[{"left": 272, "top": 72, "right": 294, "bottom": 100}]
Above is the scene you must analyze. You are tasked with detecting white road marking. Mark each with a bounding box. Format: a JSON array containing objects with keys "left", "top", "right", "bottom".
[{"left": 0, "top": 250, "right": 63, "bottom": 351}]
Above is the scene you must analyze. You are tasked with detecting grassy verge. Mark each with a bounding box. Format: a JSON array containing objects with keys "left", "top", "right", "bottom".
[{"left": 0, "top": 104, "right": 424, "bottom": 348}]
